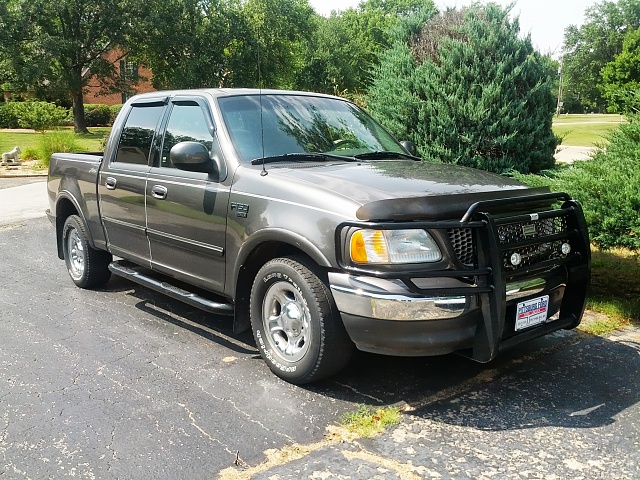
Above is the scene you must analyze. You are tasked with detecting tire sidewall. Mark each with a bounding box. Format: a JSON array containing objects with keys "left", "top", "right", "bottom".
[{"left": 250, "top": 261, "right": 323, "bottom": 382}]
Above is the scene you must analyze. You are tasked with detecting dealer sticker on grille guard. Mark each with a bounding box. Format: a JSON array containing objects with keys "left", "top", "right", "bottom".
[{"left": 515, "top": 295, "right": 549, "bottom": 331}]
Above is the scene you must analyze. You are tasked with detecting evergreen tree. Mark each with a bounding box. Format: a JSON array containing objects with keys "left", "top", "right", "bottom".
[{"left": 367, "top": 4, "right": 558, "bottom": 174}]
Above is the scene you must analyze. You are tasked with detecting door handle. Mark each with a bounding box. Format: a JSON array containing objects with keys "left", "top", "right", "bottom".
[
  {"left": 105, "top": 177, "right": 117, "bottom": 190},
  {"left": 151, "top": 185, "right": 168, "bottom": 200}
]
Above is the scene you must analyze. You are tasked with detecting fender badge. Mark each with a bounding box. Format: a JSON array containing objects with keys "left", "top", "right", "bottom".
[{"left": 230, "top": 202, "right": 249, "bottom": 218}]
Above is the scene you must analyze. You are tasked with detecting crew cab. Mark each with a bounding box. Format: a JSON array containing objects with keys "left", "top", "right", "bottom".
[{"left": 47, "top": 89, "right": 591, "bottom": 384}]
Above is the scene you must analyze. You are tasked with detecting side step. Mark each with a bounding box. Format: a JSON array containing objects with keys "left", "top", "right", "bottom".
[{"left": 109, "top": 261, "right": 234, "bottom": 316}]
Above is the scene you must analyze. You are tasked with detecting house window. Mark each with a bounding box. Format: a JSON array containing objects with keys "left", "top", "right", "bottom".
[
  {"left": 120, "top": 60, "right": 139, "bottom": 103},
  {"left": 120, "top": 60, "right": 139, "bottom": 81}
]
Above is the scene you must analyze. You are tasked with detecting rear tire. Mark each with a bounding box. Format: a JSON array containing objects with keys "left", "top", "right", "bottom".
[
  {"left": 250, "top": 256, "right": 354, "bottom": 384},
  {"left": 62, "top": 215, "right": 112, "bottom": 289}
]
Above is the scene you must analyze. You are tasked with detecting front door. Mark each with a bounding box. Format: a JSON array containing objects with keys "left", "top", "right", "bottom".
[{"left": 145, "top": 98, "right": 230, "bottom": 292}]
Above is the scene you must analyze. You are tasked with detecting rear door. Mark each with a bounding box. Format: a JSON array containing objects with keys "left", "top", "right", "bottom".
[
  {"left": 98, "top": 98, "right": 167, "bottom": 265},
  {"left": 145, "top": 97, "right": 230, "bottom": 292}
]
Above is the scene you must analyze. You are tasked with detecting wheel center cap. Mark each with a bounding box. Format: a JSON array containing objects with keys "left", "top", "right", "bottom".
[{"left": 283, "top": 302, "right": 303, "bottom": 336}]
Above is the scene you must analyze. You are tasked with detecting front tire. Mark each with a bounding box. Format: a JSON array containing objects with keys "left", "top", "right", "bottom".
[
  {"left": 62, "top": 215, "right": 112, "bottom": 289},
  {"left": 250, "top": 256, "right": 354, "bottom": 384}
]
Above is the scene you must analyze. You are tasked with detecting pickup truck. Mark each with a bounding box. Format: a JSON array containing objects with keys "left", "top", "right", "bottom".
[{"left": 47, "top": 89, "right": 591, "bottom": 384}]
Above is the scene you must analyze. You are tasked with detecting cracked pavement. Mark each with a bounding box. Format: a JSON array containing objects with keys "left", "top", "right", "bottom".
[{"left": 0, "top": 180, "right": 638, "bottom": 479}]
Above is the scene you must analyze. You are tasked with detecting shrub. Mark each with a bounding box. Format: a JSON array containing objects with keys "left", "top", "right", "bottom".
[
  {"left": 0, "top": 102, "right": 24, "bottom": 128},
  {"left": 560, "top": 119, "right": 640, "bottom": 251},
  {"left": 17, "top": 102, "right": 68, "bottom": 132},
  {"left": 37, "top": 131, "right": 82, "bottom": 167},
  {"left": 84, "top": 104, "right": 112, "bottom": 126},
  {"left": 516, "top": 118, "right": 640, "bottom": 251},
  {"left": 367, "top": 4, "right": 558, "bottom": 174},
  {"left": 110, "top": 104, "right": 123, "bottom": 124}
]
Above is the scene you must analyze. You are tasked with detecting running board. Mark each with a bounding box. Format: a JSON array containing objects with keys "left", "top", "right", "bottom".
[{"left": 109, "top": 261, "right": 234, "bottom": 316}]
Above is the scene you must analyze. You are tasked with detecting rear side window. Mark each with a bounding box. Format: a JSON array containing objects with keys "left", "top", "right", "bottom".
[{"left": 115, "top": 105, "right": 165, "bottom": 165}]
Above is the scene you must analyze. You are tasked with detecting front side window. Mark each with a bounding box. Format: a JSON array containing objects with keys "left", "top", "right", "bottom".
[
  {"left": 115, "top": 105, "right": 164, "bottom": 165},
  {"left": 160, "top": 103, "right": 213, "bottom": 168},
  {"left": 218, "top": 94, "right": 405, "bottom": 163}
]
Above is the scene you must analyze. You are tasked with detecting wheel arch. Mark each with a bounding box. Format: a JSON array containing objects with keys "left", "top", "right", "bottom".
[
  {"left": 54, "top": 194, "right": 94, "bottom": 259},
  {"left": 232, "top": 231, "right": 333, "bottom": 334}
]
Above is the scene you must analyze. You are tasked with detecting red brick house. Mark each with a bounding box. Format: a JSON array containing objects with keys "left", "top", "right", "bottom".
[{"left": 83, "top": 49, "right": 155, "bottom": 106}]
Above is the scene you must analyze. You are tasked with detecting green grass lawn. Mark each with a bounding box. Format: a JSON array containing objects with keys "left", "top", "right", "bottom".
[
  {"left": 0, "top": 127, "right": 110, "bottom": 160},
  {"left": 552, "top": 113, "right": 626, "bottom": 147},
  {"left": 552, "top": 113, "right": 626, "bottom": 124},
  {"left": 585, "top": 247, "right": 640, "bottom": 334}
]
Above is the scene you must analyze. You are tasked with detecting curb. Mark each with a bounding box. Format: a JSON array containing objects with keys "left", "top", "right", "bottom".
[
  {"left": 0, "top": 173, "right": 47, "bottom": 178},
  {"left": 0, "top": 168, "right": 47, "bottom": 179}
]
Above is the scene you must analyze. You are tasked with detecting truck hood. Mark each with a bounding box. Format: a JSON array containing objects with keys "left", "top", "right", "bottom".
[{"left": 271, "top": 160, "right": 547, "bottom": 221}]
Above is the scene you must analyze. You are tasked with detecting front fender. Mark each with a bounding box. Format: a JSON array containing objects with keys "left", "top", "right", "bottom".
[{"left": 232, "top": 227, "right": 332, "bottom": 285}]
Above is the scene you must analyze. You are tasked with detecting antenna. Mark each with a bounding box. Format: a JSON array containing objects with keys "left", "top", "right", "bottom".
[{"left": 258, "top": 22, "right": 267, "bottom": 177}]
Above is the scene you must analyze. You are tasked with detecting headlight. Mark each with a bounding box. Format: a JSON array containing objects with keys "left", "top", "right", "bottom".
[{"left": 350, "top": 229, "right": 442, "bottom": 264}]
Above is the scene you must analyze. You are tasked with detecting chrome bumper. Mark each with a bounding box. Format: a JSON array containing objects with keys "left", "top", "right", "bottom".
[{"left": 328, "top": 272, "right": 547, "bottom": 322}]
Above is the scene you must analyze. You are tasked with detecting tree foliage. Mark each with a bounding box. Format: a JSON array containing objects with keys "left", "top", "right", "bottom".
[
  {"left": 3, "top": 0, "right": 144, "bottom": 132},
  {"left": 296, "top": 0, "right": 428, "bottom": 97},
  {"left": 132, "top": 0, "right": 244, "bottom": 90},
  {"left": 367, "top": 4, "right": 558, "bottom": 174},
  {"left": 601, "top": 27, "right": 640, "bottom": 112},
  {"left": 134, "top": 0, "right": 315, "bottom": 90},
  {"left": 562, "top": 0, "right": 640, "bottom": 112}
]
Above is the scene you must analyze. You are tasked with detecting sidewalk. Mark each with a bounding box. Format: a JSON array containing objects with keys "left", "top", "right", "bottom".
[
  {"left": 0, "top": 159, "right": 48, "bottom": 178},
  {"left": 0, "top": 180, "right": 48, "bottom": 225},
  {"left": 554, "top": 145, "right": 596, "bottom": 163}
]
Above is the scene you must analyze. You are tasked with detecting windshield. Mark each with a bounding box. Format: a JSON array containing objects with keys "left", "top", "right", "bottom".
[{"left": 217, "top": 94, "right": 406, "bottom": 164}]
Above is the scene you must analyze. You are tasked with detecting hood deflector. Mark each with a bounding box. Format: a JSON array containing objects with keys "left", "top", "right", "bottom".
[{"left": 356, "top": 187, "right": 552, "bottom": 221}]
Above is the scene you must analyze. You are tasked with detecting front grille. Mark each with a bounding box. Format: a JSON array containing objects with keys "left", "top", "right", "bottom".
[
  {"left": 448, "top": 216, "right": 570, "bottom": 270},
  {"left": 498, "top": 216, "right": 569, "bottom": 270},
  {"left": 497, "top": 216, "right": 566, "bottom": 243},
  {"left": 448, "top": 228, "right": 475, "bottom": 266}
]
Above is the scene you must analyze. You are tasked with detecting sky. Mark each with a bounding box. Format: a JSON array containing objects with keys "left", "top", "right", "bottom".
[{"left": 309, "top": 0, "right": 600, "bottom": 57}]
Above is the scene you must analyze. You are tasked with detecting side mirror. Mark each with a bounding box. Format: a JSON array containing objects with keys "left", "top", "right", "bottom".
[
  {"left": 170, "top": 141, "right": 218, "bottom": 175},
  {"left": 400, "top": 140, "right": 418, "bottom": 157}
]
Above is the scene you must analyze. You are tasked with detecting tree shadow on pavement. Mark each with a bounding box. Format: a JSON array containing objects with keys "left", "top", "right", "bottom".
[{"left": 310, "top": 329, "right": 640, "bottom": 431}]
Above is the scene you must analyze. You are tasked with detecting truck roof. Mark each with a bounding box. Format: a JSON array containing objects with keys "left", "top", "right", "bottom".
[{"left": 127, "top": 88, "right": 342, "bottom": 102}]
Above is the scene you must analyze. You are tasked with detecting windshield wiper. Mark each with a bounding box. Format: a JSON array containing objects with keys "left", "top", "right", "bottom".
[
  {"left": 352, "top": 151, "right": 421, "bottom": 161},
  {"left": 250, "top": 152, "right": 355, "bottom": 165}
]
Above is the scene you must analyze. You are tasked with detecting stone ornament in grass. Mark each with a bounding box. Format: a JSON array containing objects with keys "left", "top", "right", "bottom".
[{"left": 1, "top": 146, "right": 21, "bottom": 166}]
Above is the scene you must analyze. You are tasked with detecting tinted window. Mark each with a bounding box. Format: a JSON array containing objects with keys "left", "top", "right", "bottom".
[
  {"left": 161, "top": 103, "right": 213, "bottom": 168},
  {"left": 115, "top": 105, "right": 164, "bottom": 165},
  {"left": 218, "top": 94, "right": 405, "bottom": 163}
]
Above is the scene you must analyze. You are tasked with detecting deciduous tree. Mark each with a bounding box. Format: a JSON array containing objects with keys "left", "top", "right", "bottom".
[
  {"left": 133, "top": 0, "right": 244, "bottom": 89},
  {"left": 601, "top": 27, "right": 640, "bottom": 112},
  {"left": 562, "top": 0, "right": 640, "bottom": 112},
  {"left": 3, "top": 0, "right": 148, "bottom": 132}
]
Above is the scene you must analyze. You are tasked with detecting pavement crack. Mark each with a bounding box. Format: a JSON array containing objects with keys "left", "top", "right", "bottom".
[
  {"left": 334, "top": 382, "right": 386, "bottom": 404},
  {"left": 177, "top": 403, "right": 235, "bottom": 456},
  {"left": 195, "top": 383, "right": 295, "bottom": 443}
]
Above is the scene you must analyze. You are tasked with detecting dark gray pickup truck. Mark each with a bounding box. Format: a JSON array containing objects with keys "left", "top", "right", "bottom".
[{"left": 47, "top": 89, "right": 590, "bottom": 384}]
